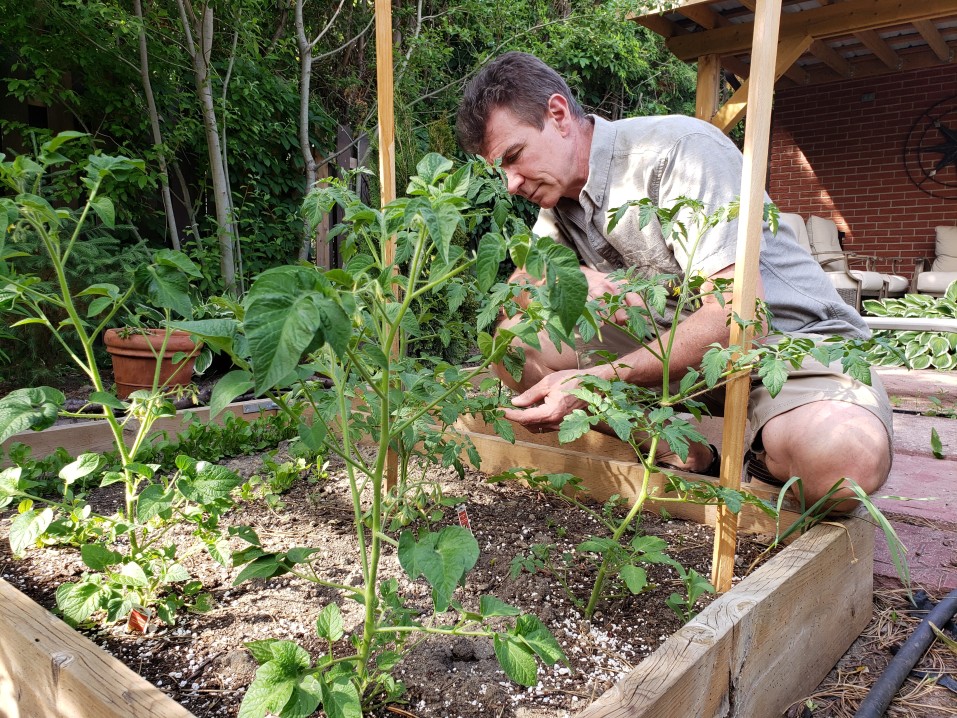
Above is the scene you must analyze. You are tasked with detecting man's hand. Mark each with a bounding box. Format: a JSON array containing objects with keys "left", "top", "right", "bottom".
[
  {"left": 503, "top": 368, "right": 592, "bottom": 432},
  {"left": 580, "top": 266, "right": 644, "bottom": 325}
]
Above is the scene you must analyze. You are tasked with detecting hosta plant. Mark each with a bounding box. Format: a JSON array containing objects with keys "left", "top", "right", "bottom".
[{"left": 863, "top": 281, "right": 957, "bottom": 370}]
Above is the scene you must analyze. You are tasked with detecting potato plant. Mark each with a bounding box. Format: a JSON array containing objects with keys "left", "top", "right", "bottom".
[{"left": 0, "top": 134, "right": 241, "bottom": 625}]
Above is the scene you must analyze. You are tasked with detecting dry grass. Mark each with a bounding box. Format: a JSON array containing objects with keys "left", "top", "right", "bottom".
[{"left": 786, "top": 585, "right": 957, "bottom": 717}]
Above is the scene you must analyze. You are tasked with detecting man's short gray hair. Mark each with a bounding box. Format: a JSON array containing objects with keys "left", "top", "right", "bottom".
[{"left": 456, "top": 52, "right": 586, "bottom": 155}]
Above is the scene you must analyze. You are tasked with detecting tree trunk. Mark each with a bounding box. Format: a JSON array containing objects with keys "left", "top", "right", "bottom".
[
  {"left": 134, "top": 0, "right": 180, "bottom": 250},
  {"left": 296, "top": 0, "right": 318, "bottom": 263},
  {"left": 176, "top": 0, "right": 237, "bottom": 294}
]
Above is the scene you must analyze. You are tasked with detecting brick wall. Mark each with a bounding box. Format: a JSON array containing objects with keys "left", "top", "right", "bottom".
[{"left": 769, "top": 65, "right": 957, "bottom": 276}]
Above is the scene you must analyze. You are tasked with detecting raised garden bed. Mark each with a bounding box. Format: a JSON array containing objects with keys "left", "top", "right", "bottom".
[{"left": 0, "top": 408, "right": 874, "bottom": 718}]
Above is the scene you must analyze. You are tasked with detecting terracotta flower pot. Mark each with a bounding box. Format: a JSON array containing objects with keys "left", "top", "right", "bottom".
[{"left": 103, "top": 328, "right": 200, "bottom": 399}]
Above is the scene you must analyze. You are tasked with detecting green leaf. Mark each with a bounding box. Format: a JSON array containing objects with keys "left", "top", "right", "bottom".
[
  {"left": 59, "top": 453, "right": 102, "bottom": 485},
  {"left": 281, "top": 674, "right": 323, "bottom": 718},
  {"left": 80, "top": 543, "right": 123, "bottom": 571},
  {"left": 513, "top": 613, "right": 566, "bottom": 665},
  {"left": 136, "top": 483, "right": 174, "bottom": 522},
  {"left": 245, "top": 639, "right": 281, "bottom": 665},
  {"left": 620, "top": 564, "right": 648, "bottom": 594},
  {"left": 88, "top": 391, "right": 127, "bottom": 410},
  {"left": 90, "top": 196, "right": 115, "bottom": 228},
  {"left": 558, "top": 410, "right": 594, "bottom": 444},
  {"left": 315, "top": 603, "right": 344, "bottom": 641},
  {"left": 132, "top": 262, "right": 192, "bottom": 319},
  {"left": 397, "top": 526, "right": 479, "bottom": 612},
  {"left": 319, "top": 674, "right": 361, "bottom": 718},
  {"left": 56, "top": 580, "right": 105, "bottom": 625},
  {"left": 416, "top": 199, "right": 461, "bottom": 264},
  {"left": 40, "top": 131, "right": 87, "bottom": 156},
  {"left": 475, "top": 233, "right": 506, "bottom": 293},
  {"left": 9, "top": 507, "right": 54, "bottom": 554},
  {"left": 757, "top": 358, "right": 788, "bottom": 398},
  {"left": 238, "top": 644, "right": 307, "bottom": 718},
  {"left": 113, "top": 561, "right": 148, "bottom": 587},
  {"left": 931, "top": 427, "right": 944, "bottom": 459},
  {"left": 234, "top": 555, "right": 288, "bottom": 585},
  {"left": 415, "top": 153, "right": 454, "bottom": 184},
  {"left": 0, "top": 387, "right": 65, "bottom": 443},
  {"left": 493, "top": 634, "right": 537, "bottom": 686},
  {"left": 209, "top": 370, "right": 255, "bottom": 418},
  {"left": 549, "top": 265, "right": 587, "bottom": 334},
  {"left": 479, "top": 595, "right": 522, "bottom": 618},
  {"left": 245, "top": 267, "right": 351, "bottom": 393},
  {"left": 163, "top": 563, "right": 191, "bottom": 583},
  {"left": 177, "top": 463, "right": 243, "bottom": 503}
]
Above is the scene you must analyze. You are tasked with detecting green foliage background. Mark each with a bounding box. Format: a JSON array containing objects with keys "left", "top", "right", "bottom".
[{"left": 0, "top": 0, "right": 696, "bottom": 377}]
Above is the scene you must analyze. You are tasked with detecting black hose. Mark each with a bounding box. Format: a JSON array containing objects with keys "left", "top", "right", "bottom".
[{"left": 854, "top": 587, "right": 957, "bottom": 718}]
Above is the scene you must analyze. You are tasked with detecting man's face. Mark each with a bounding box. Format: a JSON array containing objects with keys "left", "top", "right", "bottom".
[{"left": 481, "top": 105, "right": 576, "bottom": 209}]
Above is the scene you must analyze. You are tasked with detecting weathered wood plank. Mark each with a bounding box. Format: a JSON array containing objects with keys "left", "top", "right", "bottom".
[
  {"left": 0, "top": 578, "right": 195, "bottom": 718},
  {"left": 455, "top": 415, "right": 801, "bottom": 536},
  {"left": 575, "top": 516, "right": 873, "bottom": 718},
  {"left": 1, "top": 399, "right": 281, "bottom": 465}
]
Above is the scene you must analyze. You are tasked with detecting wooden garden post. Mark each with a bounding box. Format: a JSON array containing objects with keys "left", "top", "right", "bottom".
[
  {"left": 374, "top": 0, "right": 400, "bottom": 488},
  {"left": 711, "top": 0, "right": 783, "bottom": 592}
]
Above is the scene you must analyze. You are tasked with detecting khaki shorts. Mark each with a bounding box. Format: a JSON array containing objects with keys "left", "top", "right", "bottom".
[{"left": 577, "top": 325, "right": 895, "bottom": 452}]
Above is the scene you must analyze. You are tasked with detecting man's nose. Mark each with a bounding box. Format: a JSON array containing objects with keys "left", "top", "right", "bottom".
[{"left": 504, "top": 169, "right": 523, "bottom": 195}]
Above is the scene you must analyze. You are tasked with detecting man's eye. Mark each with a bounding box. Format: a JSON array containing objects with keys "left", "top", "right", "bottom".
[{"left": 504, "top": 152, "right": 520, "bottom": 164}]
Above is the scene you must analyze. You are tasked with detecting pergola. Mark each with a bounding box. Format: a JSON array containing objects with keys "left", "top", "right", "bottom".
[
  {"left": 635, "top": 1, "right": 957, "bottom": 133},
  {"left": 624, "top": 0, "right": 957, "bottom": 591}
]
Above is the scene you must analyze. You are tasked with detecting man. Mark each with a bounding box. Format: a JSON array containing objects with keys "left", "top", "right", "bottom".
[{"left": 456, "top": 52, "right": 893, "bottom": 509}]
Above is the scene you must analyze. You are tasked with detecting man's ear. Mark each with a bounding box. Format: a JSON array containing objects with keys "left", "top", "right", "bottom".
[{"left": 546, "top": 94, "right": 572, "bottom": 134}]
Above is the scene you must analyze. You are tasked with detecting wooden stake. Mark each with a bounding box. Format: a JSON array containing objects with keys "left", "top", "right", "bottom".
[
  {"left": 711, "top": 0, "right": 783, "bottom": 593},
  {"left": 374, "top": 0, "right": 400, "bottom": 489}
]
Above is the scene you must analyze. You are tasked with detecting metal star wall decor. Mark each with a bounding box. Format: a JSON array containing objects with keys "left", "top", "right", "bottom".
[{"left": 904, "top": 95, "right": 957, "bottom": 200}]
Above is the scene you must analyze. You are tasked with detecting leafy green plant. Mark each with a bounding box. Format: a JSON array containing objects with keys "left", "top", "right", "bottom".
[
  {"left": 665, "top": 565, "right": 715, "bottom": 623},
  {"left": 0, "top": 134, "right": 241, "bottom": 625},
  {"left": 863, "top": 283, "right": 957, "bottom": 370},
  {"left": 181, "top": 154, "right": 580, "bottom": 716},
  {"left": 492, "top": 198, "right": 883, "bottom": 621}
]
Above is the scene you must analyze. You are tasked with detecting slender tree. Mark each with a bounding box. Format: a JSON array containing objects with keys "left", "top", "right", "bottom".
[
  {"left": 133, "top": 0, "right": 180, "bottom": 250},
  {"left": 175, "top": 0, "right": 238, "bottom": 294}
]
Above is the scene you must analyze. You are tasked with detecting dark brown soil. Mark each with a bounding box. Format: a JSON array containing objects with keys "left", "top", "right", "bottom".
[{"left": 0, "top": 441, "right": 773, "bottom": 718}]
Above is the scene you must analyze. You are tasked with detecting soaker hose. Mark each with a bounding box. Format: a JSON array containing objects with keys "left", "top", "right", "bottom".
[{"left": 854, "top": 587, "right": 957, "bottom": 718}]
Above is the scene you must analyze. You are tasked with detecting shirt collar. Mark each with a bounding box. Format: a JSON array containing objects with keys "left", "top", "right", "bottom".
[{"left": 580, "top": 115, "right": 616, "bottom": 209}]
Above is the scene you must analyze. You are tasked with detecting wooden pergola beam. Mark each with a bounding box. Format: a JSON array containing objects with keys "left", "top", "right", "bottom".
[
  {"left": 678, "top": 3, "right": 731, "bottom": 29},
  {"left": 809, "top": 38, "right": 852, "bottom": 77},
  {"left": 855, "top": 29, "right": 901, "bottom": 69},
  {"left": 914, "top": 19, "right": 954, "bottom": 62},
  {"left": 711, "top": 34, "right": 813, "bottom": 135},
  {"left": 667, "top": 0, "right": 957, "bottom": 61}
]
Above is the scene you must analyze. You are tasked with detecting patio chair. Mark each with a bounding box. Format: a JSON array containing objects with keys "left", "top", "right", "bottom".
[
  {"left": 805, "top": 215, "right": 892, "bottom": 303},
  {"left": 778, "top": 213, "right": 864, "bottom": 310},
  {"left": 913, "top": 225, "right": 957, "bottom": 297}
]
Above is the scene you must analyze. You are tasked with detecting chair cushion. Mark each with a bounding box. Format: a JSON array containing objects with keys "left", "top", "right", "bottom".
[
  {"left": 779, "top": 213, "right": 813, "bottom": 254},
  {"left": 882, "top": 274, "right": 909, "bottom": 296},
  {"left": 806, "top": 215, "right": 846, "bottom": 271},
  {"left": 933, "top": 226, "right": 957, "bottom": 272},
  {"left": 848, "top": 270, "right": 885, "bottom": 293},
  {"left": 916, "top": 271, "right": 957, "bottom": 295}
]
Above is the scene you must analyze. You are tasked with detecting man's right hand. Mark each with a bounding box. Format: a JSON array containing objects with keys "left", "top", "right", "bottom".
[{"left": 580, "top": 266, "right": 644, "bottom": 325}]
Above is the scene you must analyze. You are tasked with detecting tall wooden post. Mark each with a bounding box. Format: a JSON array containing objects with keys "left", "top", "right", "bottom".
[
  {"left": 374, "top": 0, "right": 400, "bottom": 488},
  {"left": 695, "top": 54, "right": 721, "bottom": 122},
  {"left": 711, "top": 0, "right": 783, "bottom": 592}
]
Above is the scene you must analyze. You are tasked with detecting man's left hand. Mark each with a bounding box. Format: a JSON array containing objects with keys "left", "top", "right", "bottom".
[{"left": 503, "top": 368, "right": 590, "bottom": 432}]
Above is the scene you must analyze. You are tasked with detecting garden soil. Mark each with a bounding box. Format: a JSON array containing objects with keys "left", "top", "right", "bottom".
[{"left": 1, "top": 440, "right": 776, "bottom": 718}]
